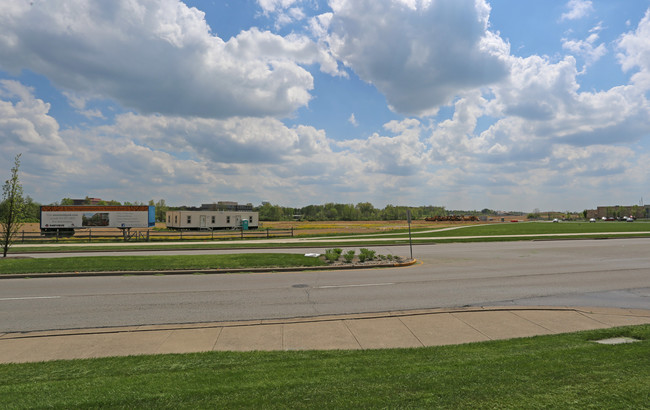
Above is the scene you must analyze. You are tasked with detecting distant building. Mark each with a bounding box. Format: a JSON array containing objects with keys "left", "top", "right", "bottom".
[
  {"left": 198, "top": 201, "right": 253, "bottom": 212},
  {"left": 71, "top": 198, "right": 102, "bottom": 205},
  {"left": 589, "top": 205, "right": 650, "bottom": 219}
]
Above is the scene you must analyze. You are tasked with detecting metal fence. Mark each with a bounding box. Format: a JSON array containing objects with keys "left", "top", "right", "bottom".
[{"left": 3, "top": 228, "right": 294, "bottom": 244}]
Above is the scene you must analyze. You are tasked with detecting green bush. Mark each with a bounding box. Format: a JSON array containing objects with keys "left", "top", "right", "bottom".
[
  {"left": 359, "top": 248, "right": 376, "bottom": 262},
  {"left": 343, "top": 250, "right": 355, "bottom": 263},
  {"left": 325, "top": 249, "right": 341, "bottom": 263}
]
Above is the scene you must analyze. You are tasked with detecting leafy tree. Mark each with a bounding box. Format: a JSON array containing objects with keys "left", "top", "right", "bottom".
[
  {"left": 355, "top": 202, "right": 377, "bottom": 220},
  {"left": 154, "top": 199, "right": 169, "bottom": 222},
  {"left": 22, "top": 196, "right": 41, "bottom": 222},
  {"left": 1, "top": 154, "right": 25, "bottom": 257}
]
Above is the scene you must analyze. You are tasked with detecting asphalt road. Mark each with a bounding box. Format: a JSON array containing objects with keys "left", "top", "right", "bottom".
[{"left": 1, "top": 238, "right": 649, "bottom": 332}]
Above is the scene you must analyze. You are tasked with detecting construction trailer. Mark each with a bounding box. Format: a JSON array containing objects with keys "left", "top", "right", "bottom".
[
  {"left": 165, "top": 210, "right": 259, "bottom": 230},
  {"left": 40, "top": 205, "right": 155, "bottom": 233}
]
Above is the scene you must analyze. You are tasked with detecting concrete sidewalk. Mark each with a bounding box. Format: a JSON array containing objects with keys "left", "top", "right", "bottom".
[{"left": 1, "top": 306, "right": 649, "bottom": 363}]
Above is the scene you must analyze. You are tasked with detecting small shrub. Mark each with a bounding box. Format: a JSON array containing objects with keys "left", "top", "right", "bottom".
[
  {"left": 359, "top": 248, "right": 376, "bottom": 262},
  {"left": 333, "top": 248, "right": 343, "bottom": 257},
  {"left": 386, "top": 254, "right": 393, "bottom": 261},
  {"left": 343, "top": 250, "right": 355, "bottom": 263},
  {"left": 325, "top": 249, "right": 340, "bottom": 263}
]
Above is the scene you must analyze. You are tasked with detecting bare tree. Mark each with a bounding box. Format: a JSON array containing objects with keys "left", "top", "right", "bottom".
[{"left": 1, "top": 154, "right": 25, "bottom": 257}]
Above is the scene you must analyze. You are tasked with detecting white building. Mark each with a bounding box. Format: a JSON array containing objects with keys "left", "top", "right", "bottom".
[{"left": 166, "top": 210, "right": 258, "bottom": 230}]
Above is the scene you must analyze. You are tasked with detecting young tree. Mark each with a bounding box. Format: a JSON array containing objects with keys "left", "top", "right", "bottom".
[{"left": 1, "top": 154, "right": 25, "bottom": 257}]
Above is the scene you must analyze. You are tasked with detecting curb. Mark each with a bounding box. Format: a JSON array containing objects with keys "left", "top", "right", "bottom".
[{"left": 0, "top": 259, "right": 418, "bottom": 279}]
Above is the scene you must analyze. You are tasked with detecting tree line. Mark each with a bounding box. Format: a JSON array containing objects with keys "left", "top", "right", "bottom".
[
  {"left": 2, "top": 194, "right": 495, "bottom": 224},
  {"left": 255, "top": 202, "right": 496, "bottom": 221}
]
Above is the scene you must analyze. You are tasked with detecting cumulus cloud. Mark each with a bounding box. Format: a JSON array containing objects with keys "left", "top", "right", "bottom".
[
  {"left": 319, "top": 0, "right": 509, "bottom": 116},
  {"left": 486, "top": 52, "right": 650, "bottom": 146},
  {"left": 0, "top": 80, "right": 70, "bottom": 156},
  {"left": 339, "top": 118, "right": 428, "bottom": 176},
  {"left": 617, "top": 9, "right": 650, "bottom": 90},
  {"left": 111, "top": 113, "right": 331, "bottom": 165},
  {"left": 561, "top": 0, "right": 593, "bottom": 21},
  {"left": 0, "top": 0, "right": 338, "bottom": 119}
]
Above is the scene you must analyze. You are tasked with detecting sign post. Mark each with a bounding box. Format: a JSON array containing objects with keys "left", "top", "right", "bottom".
[{"left": 407, "top": 209, "right": 413, "bottom": 260}]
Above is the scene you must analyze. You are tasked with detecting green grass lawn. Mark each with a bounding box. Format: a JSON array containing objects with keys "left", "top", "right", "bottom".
[
  {"left": 1, "top": 325, "right": 648, "bottom": 408},
  {"left": 410, "top": 221, "right": 650, "bottom": 237},
  {"left": 0, "top": 253, "right": 326, "bottom": 274}
]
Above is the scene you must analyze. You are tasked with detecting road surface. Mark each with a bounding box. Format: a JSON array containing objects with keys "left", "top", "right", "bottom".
[{"left": 1, "top": 238, "right": 649, "bottom": 332}]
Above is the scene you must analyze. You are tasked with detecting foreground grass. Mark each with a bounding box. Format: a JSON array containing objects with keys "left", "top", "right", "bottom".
[
  {"left": 0, "top": 253, "right": 326, "bottom": 274},
  {"left": 1, "top": 325, "right": 648, "bottom": 408}
]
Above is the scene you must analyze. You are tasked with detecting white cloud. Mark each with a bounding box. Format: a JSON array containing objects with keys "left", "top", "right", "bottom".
[
  {"left": 617, "top": 9, "right": 650, "bottom": 90},
  {"left": 339, "top": 118, "right": 428, "bottom": 176},
  {"left": 562, "top": 24, "right": 607, "bottom": 66},
  {"left": 320, "top": 0, "right": 509, "bottom": 116},
  {"left": 63, "top": 92, "right": 106, "bottom": 120},
  {"left": 0, "top": 0, "right": 338, "bottom": 119},
  {"left": 111, "top": 113, "right": 331, "bottom": 164},
  {"left": 347, "top": 113, "right": 358, "bottom": 126},
  {"left": 257, "top": 1, "right": 313, "bottom": 30},
  {"left": 258, "top": 0, "right": 301, "bottom": 14},
  {"left": 561, "top": 0, "right": 593, "bottom": 21},
  {"left": 0, "top": 80, "right": 70, "bottom": 156}
]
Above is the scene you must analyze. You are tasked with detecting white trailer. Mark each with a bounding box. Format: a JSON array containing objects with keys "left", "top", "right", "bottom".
[
  {"left": 41, "top": 205, "right": 155, "bottom": 233},
  {"left": 166, "top": 210, "right": 259, "bottom": 230}
]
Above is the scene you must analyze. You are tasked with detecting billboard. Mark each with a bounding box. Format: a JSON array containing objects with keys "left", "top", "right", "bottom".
[{"left": 40, "top": 206, "right": 155, "bottom": 229}]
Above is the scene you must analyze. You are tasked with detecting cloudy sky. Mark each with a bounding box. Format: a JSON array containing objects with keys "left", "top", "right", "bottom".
[{"left": 1, "top": 0, "right": 649, "bottom": 211}]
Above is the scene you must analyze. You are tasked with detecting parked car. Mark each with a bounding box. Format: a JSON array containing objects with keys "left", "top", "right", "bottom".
[
  {"left": 589, "top": 218, "right": 596, "bottom": 223},
  {"left": 552, "top": 218, "right": 559, "bottom": 223}
]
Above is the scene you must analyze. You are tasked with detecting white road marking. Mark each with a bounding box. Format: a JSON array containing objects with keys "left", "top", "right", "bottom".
[
  {"left": 316, "top": 282, "right": 395, "bottom": 289},
  {"left": 0, "top": 296, "right": 61, "bottom": 301}
]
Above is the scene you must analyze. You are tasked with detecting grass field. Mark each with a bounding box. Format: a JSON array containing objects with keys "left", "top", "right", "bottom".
[
  {"left": 412, "top": 221, "right": 650, "bottom": 237},
  {"left": 0, "top": 253, "right": 327, "bottom": 274},
  {"left": 7, "top": 220, "right": 650, "bottom": 253},
  {"left": 1, "top": 325, "right": 648, "bottom": 408}
]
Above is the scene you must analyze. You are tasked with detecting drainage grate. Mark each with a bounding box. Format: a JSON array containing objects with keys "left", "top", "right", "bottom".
[
  {"left": 292, "top": 284, "right": 309, "bottom": 288},
  {"left": 593, "top": 337, "right": 641, "bottom": 345}
]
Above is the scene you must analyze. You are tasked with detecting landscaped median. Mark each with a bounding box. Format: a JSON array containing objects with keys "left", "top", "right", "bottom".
[{"left": 0, "top": 252, "right": 416, "bottom": 278}]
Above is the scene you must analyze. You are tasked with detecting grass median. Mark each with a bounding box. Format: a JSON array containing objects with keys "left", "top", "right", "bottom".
[
  {"left": 1, "top": 325, "right": 648, "bottom": 408},
  {"left": 0, "top": 253, "right": 327, "bottom": 274}
]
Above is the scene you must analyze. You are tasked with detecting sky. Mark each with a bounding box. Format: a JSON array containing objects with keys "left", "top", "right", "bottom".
[{"left": 1, "top": 0, "right": 650, "bottom": 212}]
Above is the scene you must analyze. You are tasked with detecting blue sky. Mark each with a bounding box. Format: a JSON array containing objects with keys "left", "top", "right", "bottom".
[{"left": 1, "top": 0, "right": 649, "bottom": 212}]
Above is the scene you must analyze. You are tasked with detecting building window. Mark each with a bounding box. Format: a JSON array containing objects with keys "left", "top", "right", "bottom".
[
  {"left": 249, "top": 216, "right": 253, "bottom": 223},
  {"left": 174, "top": 215, "right": 178, "bottom": 224},
  {"left": 226, "top": 216, "right": 230, "bottom": 224},
  {"left": 187, "top": 216, "right": 191, "bottom": 224},
  {"left": 211, "top": 216, "right": 216, "bottom": 224}
]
